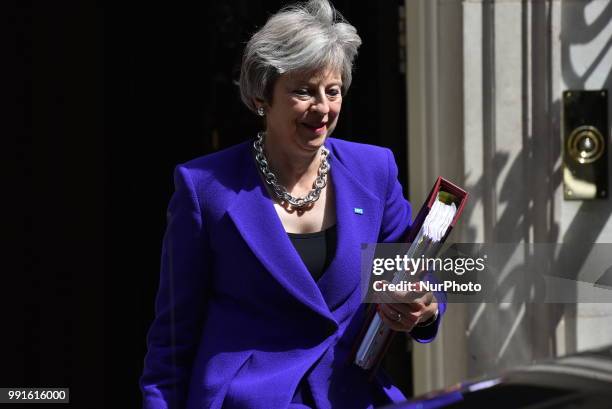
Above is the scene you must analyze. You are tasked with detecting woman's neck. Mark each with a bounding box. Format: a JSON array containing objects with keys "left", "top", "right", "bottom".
[{"left": 263, "top": 137, "right": 322, "bottom": 193}]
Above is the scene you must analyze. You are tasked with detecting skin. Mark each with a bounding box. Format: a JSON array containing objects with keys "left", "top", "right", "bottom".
[
  {"left": 256, "top": 67, "right": 342, "bottom": 234},
  {"left": 376, "top": 281, "right": 437, "bottom": 332},
  {"left": 259, "top": 67, "right": 342, "bottom": 193},
  {"left": 254, "top": 67, "right": 438, "bottom": 331}
]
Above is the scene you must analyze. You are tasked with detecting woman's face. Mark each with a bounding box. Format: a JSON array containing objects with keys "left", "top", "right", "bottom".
[{"left": 263, "top": 67, "right": 343, "bottom": 156}]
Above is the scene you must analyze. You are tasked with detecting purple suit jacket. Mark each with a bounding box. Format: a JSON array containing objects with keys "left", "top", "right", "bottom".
[{"left": 140, "top": 137, "right": 446, "bottom": 409}]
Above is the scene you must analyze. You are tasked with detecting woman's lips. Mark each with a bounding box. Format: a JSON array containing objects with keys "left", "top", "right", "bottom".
[{"left": 302, "top": 123, "right": 328, "bottom": 134}]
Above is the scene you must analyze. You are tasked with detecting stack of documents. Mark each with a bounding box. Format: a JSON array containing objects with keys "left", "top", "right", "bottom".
[{"left": 354, "top": 177, "right": 468, "bottom": 371}]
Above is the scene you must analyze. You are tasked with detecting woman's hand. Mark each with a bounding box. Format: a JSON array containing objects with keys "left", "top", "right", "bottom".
[{"left": 376, "top": 280, "right": 438, "bottom": 332}]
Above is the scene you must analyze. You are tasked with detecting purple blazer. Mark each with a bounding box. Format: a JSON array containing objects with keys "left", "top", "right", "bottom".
[{"left": 140, "top": 137, "right": 446, "bottom": 409}]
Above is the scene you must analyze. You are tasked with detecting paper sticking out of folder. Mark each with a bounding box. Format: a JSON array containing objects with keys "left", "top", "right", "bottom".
[
  {"left": 353, "top": 177, "right": 468, "bottom": 372},
  {"left": 423, "top": 195, "right": 456, "bottom": 242}
]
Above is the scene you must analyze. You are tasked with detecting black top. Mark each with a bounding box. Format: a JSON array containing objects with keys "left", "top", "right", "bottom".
[{"left": 287, "top": 225, "right": 337, "bottom": 282}]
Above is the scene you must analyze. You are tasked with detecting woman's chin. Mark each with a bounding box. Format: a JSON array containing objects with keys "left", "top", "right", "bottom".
[
  {"left": 301, "top": 136, "right": 327, "bottom": 152},
  {"left": 295, "top": 131, "right": 326, "bottom": 151}
]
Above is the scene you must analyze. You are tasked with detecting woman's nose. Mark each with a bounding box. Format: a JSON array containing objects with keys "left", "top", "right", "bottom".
[{"left": 311, "top": 96, "right": 330, "bottom": 114}]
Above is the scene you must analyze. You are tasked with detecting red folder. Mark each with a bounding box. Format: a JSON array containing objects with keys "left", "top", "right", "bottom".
[
  {"left": 406, "top": 176, "right": 469, "bottom": 243},
  {"left": 351, "top": 176, "right": 468, "bottom": 374}
]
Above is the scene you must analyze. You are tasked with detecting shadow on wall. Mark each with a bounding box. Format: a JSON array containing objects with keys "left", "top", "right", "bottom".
[{"left": 460, "top": 0, "right": 612, "bottom": 377}]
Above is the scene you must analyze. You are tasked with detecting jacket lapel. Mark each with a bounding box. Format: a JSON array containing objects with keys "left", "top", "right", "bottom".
[
  {"left": 227, "top": 146, "right": 334, "bottom": 322},
  {"left": 317, "top": 144, "right": 383, "bottom": 311},
  {"left": 226, "top": 140, "right": 383, "bottom": 320}
]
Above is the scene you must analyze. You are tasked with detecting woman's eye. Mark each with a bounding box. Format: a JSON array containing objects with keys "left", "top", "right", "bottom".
[
  {"left": 294, "top": 89, "right": 310, "bottom": 96},
  {"left": 293, "top": 88, "right": 341, "bottom": 99}
]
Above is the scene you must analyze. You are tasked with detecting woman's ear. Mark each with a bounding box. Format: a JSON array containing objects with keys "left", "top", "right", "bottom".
[{"left": 258, "top": 94, "right": 275, "bottom": 106}]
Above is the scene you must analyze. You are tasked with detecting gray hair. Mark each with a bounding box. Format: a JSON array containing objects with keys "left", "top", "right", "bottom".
[{"left": 239, "top": 0, "right": 362, "bottom": 113}]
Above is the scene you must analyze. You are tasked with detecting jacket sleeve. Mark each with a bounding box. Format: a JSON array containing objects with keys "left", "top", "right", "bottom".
[
  {"left": 378, "top": 148, "right": 412, "bottom": 244},
  {"left": 378, "top": 148, "right": 446, "bottom": 343},
  {"left": 140, "top": 165, "right": 212, "bottom": 409}
]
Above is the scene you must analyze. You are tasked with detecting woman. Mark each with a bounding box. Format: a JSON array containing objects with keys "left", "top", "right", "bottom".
[{"left": 140, "top": 0, "right": 445, "bottom": 408}]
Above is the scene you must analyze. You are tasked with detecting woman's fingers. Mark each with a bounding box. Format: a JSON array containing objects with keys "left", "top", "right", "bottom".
[
  {"left": 377, "top": 281, "right": 433, "bottom": 315},
  {"left": 410, "top": 291, "right": 433, "bottom": 308},
  {"left": 381, "top": 280, "right": 430, "bottom": 304},
  {"left": 375, "top": 280, "right": 439, "bottom": 331},
  {"left": 377, "top": 303, "right": 418, "bottom": 332},
  {"left": 377, "top": 304, "right": 405, "bottom": 331}
]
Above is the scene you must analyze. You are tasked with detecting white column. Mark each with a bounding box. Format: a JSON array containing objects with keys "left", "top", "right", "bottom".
[{"left": 406, "top": 0, "right": 468, "bottom": 395}]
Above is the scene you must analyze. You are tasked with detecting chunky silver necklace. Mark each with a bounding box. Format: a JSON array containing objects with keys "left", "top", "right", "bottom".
[{"left": 253, "top": 131, "right": 330, "bottom": 209}]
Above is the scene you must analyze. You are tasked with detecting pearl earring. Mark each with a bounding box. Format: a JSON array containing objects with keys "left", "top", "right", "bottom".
[{"left": 257, "top": 107, "right": 265, "bottom": 117}]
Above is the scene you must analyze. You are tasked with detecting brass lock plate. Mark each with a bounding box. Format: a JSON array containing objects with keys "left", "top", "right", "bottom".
[{"left": 563, "top": 90, "right": 609, "bottom": 200}]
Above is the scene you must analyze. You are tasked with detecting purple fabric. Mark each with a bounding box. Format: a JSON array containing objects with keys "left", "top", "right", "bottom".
[{"left": 140, "top": 138, "right": 446, "bottom": 409}]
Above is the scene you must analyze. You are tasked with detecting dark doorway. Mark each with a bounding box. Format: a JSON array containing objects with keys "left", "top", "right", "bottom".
[
  {"left": 11, "top": 1, "right": 409, "bottom": 407},
  {"left": 106, "top": 1, "right": 410, "bottom": 406}
]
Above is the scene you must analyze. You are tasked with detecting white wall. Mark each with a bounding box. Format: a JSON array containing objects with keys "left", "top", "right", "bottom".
[
  {"left": 406, "top": 0, "right": 612, "bottom": 395},
  {"left": 552, "top": 0, "right": 612, "bottom": 355}
]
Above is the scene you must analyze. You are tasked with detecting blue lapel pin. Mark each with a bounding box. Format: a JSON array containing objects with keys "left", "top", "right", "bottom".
[{"left": 354, "top": 207, "right": 364, "bottom": 215}]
